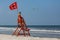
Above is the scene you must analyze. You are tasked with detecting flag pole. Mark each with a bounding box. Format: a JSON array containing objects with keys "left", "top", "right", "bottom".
[
  {"left": 17, "top": 1, "right": 18, "bottom": 13},
  {"left": 16, "top": 6, "right": 18, "bottom": 25},
  {"left": 17, "top": 8, "right": 18, "bottom": 13}
]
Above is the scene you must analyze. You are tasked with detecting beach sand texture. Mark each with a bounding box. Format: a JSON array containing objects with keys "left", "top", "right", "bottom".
[{"left": 0, "top": 34, "right": 60, "bottom": 40}]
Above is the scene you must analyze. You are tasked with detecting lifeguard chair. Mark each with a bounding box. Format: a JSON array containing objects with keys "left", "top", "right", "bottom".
[{"left": 12, "top": 12, "right": 30, "bottom": 36}]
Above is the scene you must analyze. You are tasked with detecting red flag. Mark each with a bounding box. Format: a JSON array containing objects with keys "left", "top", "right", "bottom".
[{"left": 9, "top": 2, "right": 18, "bottom": 10}]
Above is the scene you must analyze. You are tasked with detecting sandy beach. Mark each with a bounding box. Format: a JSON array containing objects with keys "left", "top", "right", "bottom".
[{"left": 0, "top": 34, "right": 60, "bottom": 40}]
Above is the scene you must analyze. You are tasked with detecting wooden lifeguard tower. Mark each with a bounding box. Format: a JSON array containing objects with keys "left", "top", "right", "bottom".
[{"left": 12, "top": 12, "right": 30, "bottom": 36}]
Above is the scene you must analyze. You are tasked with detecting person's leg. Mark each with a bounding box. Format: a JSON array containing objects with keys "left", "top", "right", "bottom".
[
  {"left": 28, "top": 30, "right": 30, "bottom": 36},
  {"left": 23, "top": 29, "right": 26, "bottom": 36},
  {"left": 25, "top": 28, "right": 30, "bottom": 36},
  {"left": 16, "top": 25, "right": 21, "bottom": 36},
  {"left": 16, "top": 28, "right": 20, "bottom": 36}
]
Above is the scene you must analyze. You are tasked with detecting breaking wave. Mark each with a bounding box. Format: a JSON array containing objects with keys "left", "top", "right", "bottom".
[{"left": 0, "top": 27, "right": 60, "bottom": 33}]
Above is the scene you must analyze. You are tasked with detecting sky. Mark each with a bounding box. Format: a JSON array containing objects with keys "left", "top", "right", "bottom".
[{"left": 0, "top": 0, "right": 60, "bottom": 25}]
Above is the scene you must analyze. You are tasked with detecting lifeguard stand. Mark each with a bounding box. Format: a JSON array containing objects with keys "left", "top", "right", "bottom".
[{"left": 12, "top": 12, "right": 30, "bottom": 36}]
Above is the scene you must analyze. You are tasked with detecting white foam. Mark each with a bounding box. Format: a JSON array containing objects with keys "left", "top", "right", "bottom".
[
  {"left": 0, "top": 27, "right": 60, "bottom": 33},
  {"left": 0, "top": 27, "right": 15, "bottom": 30}
]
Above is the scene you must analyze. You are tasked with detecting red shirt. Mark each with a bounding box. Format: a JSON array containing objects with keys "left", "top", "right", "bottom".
[
  {"left": 17, "top": 15, "right": 26, "bottom": 28},
  {"left": 18, "top": 15, "right": 22, "bottom": 24}
]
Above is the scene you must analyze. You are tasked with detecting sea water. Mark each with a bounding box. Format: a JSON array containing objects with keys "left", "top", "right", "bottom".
[{"left": 0, "top": 25, "right": 60, "bottom": 38}]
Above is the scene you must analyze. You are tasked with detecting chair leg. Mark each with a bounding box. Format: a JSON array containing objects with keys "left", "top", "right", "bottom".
[
  {"left": 12, "top": 28, "right": 18, "bottom": 35},
  {"left": 28, "top": 31, "right": 30, "bottom": 36},
  {"left": 23, "top": 30, "right": 26, "bottom": 36}
]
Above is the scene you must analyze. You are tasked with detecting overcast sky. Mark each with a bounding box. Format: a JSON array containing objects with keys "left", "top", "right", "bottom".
[{"left": 0, "top": 0, "right": 60, "bottom": 25}]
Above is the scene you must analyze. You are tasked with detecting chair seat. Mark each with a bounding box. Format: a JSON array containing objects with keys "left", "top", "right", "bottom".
[
  {"left": 25, "top": 28, "right": 30, "bottom": 31},
  {"left": 20, "top": 27, "right": 30, "bottom": 31}
]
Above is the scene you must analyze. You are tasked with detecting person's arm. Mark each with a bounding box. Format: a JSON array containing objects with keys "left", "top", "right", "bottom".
[{"left": 22, "top": 17, "right": 27, "bottom": 28}]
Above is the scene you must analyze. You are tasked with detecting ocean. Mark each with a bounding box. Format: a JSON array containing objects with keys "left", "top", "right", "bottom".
[{"left": 0, "top": 25, "right": 60, "bottom": 38}]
